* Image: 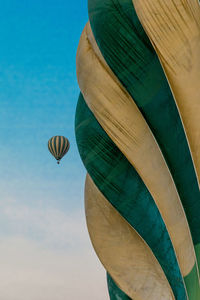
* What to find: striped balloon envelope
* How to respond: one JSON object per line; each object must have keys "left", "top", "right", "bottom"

{"left": 48, "top": 136, "right": 70, "bottom": 164}
{"left": 75, "top": 0, "right": 200, "bottom": 299}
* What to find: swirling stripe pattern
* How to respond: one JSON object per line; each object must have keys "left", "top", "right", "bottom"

{"left": 75, "top": 1, "right": 200, "bottom": 299}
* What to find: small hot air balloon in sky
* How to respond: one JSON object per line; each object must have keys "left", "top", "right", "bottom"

{"left": 48, "top": 136, "right": 70, "bottom": 164}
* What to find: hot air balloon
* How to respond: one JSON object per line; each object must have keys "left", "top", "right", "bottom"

{"left": 75, "top": 0, "right": 200, "bottom": 299}
{"left": 48, "top": 136, "right": 69, "bottom": 164}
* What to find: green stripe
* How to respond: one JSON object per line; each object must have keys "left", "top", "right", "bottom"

{"left": 107, "top": 273, "right": 131, "bottom": 300}
{"left": 59, "top": 137, "right": 64, "bottom": 159}
{"left": 58, "top": 136, "right": 61, "bottom": 158}
{"left": 88, "top": 0, "right": 200, "bottom": 276}
{"left": 60, "top": 137, "right": 68, "bottom": 158}
{"left": 56, "top": 136, "right": 60, "bottom": 157}
{"left": 49, "top": 138, "right": 56, "bottom": 157}
{"left": 54, "top": 136, "right": 58, "bottom": 158}
{"left": 49, "top": 136, "right": 59, "bottom": 159}
{"left": 75, "top": 93, "right": 186, "bottom": 300}
{"left": 184, "top": 265, "right": 200, "bottom": 300}
{"left": 195, "top": 244, "right": 200, "bottom": 276}
{"left": 64, "top": 137, "right": 69, "bottom": 154}
{"left": 59, "top": 136, "right": 64, "bottom": 159}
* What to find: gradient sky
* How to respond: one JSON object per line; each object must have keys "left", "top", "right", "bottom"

{"left": 0, "top": 1, "right": 108, "bottom": 299}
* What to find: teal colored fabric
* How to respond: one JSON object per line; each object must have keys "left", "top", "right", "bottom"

{"left": 88, "top": 0, "right": 200, "bottom": 247}
{"left": 107, "top": 273, "right": 131, "bottom": 300}
{"left": 75, "top": 93, "right": 187, "bottom": 300}
{"left": 184, "top": 265, "right": 200, "bottom": 300}
{"left": 76, "top": 0, "right": 200, "bottom": 297}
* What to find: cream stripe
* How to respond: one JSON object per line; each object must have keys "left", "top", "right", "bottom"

{"left": 56, "top": 136, "right": 59, "bottom": 156}
{"left": 51, "top": 137, "right": 57, "bottom": 157}
{"left": 63, "top": 139, "right": 69, "bottom": 156}
{"left": 132, "top": 0, "right": 200, "bottom": 187}
{"left": 85, "top": 174, "right": 175, "bottom": 300}
{"left": 59, "top": 136, "right": 64, "bottom": 157}
{"left": 76, "top": 22, "right": 196, "bottom": 277}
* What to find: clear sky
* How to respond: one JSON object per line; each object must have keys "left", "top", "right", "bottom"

{"left": 0, "top": 1, "right": 108, "bottom": 299}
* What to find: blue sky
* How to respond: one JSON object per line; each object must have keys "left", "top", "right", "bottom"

{"left": 0, "top": 1, "right": 108, "bottom": 299}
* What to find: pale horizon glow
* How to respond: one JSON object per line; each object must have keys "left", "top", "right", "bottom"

{"left": 0, "top": 197, "right": 109, "bottom": 299}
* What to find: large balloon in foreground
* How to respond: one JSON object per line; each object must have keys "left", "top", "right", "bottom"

{"left": 75, "top": 0, "right": 200, "bottom": 299}
{"left": 75, "top": 0, "right": 200, "bottom": 300}
{"left": 48, "top": 136, "right": 70, "bottom": 164}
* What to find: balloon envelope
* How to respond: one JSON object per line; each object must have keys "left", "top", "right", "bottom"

{"left": 48, "top": 136, "right": 70, "bottom": 163}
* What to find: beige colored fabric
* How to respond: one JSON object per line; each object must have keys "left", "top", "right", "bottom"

{"left": 132, "top": 0, "right": 200, "bottom": 187}
{"left": 76, "top": 23, "right": 196, "bottom": 277}
{"left": 85, "top": 174, "right": 175, "bottom": 300}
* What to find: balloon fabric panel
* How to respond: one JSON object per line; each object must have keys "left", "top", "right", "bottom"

{"left": 75, "top": 0, "right": 200, "bottom": 298}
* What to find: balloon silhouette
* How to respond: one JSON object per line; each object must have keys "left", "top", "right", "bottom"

{"left": 48, "top": 136, "right": 69, "bottom": 164}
